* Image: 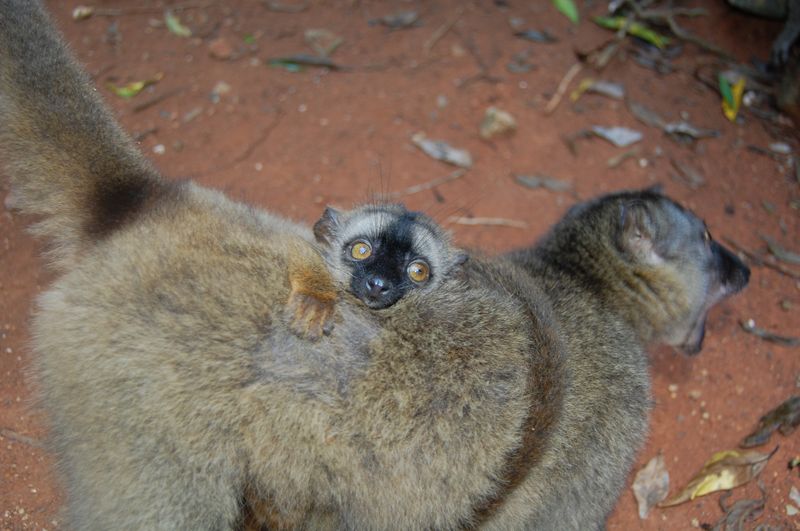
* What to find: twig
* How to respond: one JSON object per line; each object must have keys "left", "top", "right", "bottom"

{"left": 453, "top": 28, "right": 503, "bottom": 88}
{"left": 622, "top": 0, "right": 733, "bottom": 60}
{"left": 661, "top": 15, "right": 733, "bottom": 60}
{"left": 760, "top": 234, "right": 800, "bottom": 266}
{"left": 133, "top": 126, "right": 159, "bottom": 142}
{"left": 723, "top": 237, "right": 800, "bottom": 280}
{"left": 262, "top": 0, "right": 309, "bottom": 13}
{"left": 387, "top": 169, "right": 467, "bottom": 198}
{"left": 607, "top": 148, "right": 640, "bottom": 168}
{"left": 132, "top": 86, "right": 187, "bottom": 113}
{"left": 89, "top": 1, "right": 213, "bottom": 16}
{"left": 741, "top": 320, "right": 800, "bottom": 347}
{"left": 447, "top": 216, "right": 528, "bottom": 229}
{"left": 424, "top": 8, "right": 463, "bottom": 55}
{"left": 544, "top": 62, "right": 582, "bottom": 114}
{"left": 0, "top": 427, "right": 43, "bottom": 448}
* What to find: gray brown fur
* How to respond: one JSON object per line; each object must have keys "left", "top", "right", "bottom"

{"left": 0, "top": 2, "right": 748, "bottom": 530}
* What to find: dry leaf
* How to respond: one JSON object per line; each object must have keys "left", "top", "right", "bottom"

{"left": 790, "top": 486, "right": 800, "bottom": 506}
{"left": 741, "top": 396, "right": 800, "bottom": 448}
{"left": 479, "top": 107, "right": 516, "bottom": 139}
{"left": 659, "top": 448, "right": 775, "bottom": 507}
{"left": 72, "top": 5, "right": 94, "bottom": 20}
{"left": 411, "top": 133, "right": 472, "bottom": 168}
{"left": 632, "top": 454, "right": 670, "bottom": 519}
{"left": 515, "top": 174, "right": 572, "bottom": 192}
{"left": 304, "top": 29, "right": 343, "bottom": 58}
{"left": 372, "top": 11, "right": 419, "bottom": 29}
{"left": 591, "top": 126, "right": 643, "bottom": 148}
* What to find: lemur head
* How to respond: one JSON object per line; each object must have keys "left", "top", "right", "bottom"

{"left": 313, "top": 204, "right": 468, "bottom": 309}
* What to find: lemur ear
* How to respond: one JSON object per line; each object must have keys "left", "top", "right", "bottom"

{"left": 618, "top": 201, "right": 662, "bottom": 266}
{"left": 313, "top": 207, "right": 341, "bottom": 247}
{"left": 452, "top": 252, "right": 469, "bottom": 268}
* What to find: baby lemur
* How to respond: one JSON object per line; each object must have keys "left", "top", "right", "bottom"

{"left": 312, "top": 204, "right": 468, "bottom": 310}
{"left": 289, "top": 204, "right": 467, "bottom": 339}
{"left": 0, "top": 2, "right": 750, "bottom": 530}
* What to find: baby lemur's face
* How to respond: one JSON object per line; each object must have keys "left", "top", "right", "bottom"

{"left": 313, "top": 204, "right": 466, "bottom": 309}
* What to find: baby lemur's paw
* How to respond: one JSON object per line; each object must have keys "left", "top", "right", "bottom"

{"left": 286, "top": 254, "right": 338, "bottom": 341}
{"left": 287, "top": 290, "right": 336, "bottom": 340}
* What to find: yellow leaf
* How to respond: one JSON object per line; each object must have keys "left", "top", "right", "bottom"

{"left": 659, "top": 448, "right": 775, "bottom": 508}
{"left": 722, "top": 77, "right": 745, "bottom": 122}
{"left": 570, "top": 78, "right": 595, "bottom": 102}
{"left": 106, "top": 73, "right": 163, "bottom": 99}
{"left": 692, "top": 469, "right": 736, "bottom": 499}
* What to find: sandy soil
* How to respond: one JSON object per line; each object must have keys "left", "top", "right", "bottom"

{"left": 1, "top": 0, "right": 798, "bottom": 529}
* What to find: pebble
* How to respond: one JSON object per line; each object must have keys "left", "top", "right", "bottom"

{"left": 208, "top": 37, "right": 234, "bottom": 61}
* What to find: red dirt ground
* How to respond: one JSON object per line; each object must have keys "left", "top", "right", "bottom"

{"left": 1, "top": 0, "right": 798, "bottom": 529}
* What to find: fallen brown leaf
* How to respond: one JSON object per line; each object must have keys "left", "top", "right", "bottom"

{"left": 708, "top": 482, "right": 766, "bottom": 531}
{"left": 659, "top": 448, "right": 776, "bottom": 507}
{"left": 741, "top": 396, "right": 800, "bottom": 448}
{"left": 632, "top": 454, "right": 669, "bottom": 519}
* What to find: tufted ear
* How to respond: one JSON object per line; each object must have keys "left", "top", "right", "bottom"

{"left": 618, "top": 201, "right": 662, "bottom": 265}
{"left": 312, "top": 207, "right": 341, "bottom": 247}
{"left": 452, "top": 251, "right": 469, "bottom": 268}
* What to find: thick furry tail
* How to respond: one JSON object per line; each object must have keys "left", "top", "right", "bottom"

{"left": 0, "top": 0, "right": 173, "bottom": 268}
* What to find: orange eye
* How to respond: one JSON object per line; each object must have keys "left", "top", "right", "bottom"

{"left": 350, "top": 240, "right": 372, "bottom": 260}
{"left": 407, "top": 261, "right": 430, "bottom": 283}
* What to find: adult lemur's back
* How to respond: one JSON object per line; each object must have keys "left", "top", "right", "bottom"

{"left": 0, "top": 2, "right": 749, "bottom": 530}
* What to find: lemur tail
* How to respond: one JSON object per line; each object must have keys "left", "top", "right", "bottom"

{"left": 0, "top": 0, "right": 174, "bottom": 268}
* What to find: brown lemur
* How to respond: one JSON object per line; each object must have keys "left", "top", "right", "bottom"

{"left": 0, "top": 2, "right": 750, "bottom": 530}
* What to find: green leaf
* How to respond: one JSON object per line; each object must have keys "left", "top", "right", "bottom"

{"left": 592, "top": 16, "right": 670, "bottom": 49}
{"left": 243, "top": 34, "right": 256, "bottom": 45}
{"left": 553, "top": 0, "right": 579, "bottom": 24}
{"left": 165, "top": 11, "right": 191, "bottom": 38}
{"left": 105, "top": 73, "right": 163, "bottom": 99}
{"left": 719, "top": 75, "right": 734, "bottom": 107}
{"left": 719, "top": 74, "right": 745, "bottom": 122}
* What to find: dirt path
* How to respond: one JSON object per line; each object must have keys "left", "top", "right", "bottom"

{"left": 1, "top": 1, "right": 798, "bottom": 529}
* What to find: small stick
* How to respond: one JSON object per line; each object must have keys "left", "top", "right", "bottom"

{"left": 262, "top": 0, "right": 310, "bottom": 13}
{"left": 132, "top": 86, "right": 186, "bottom": 113}
{"left": 760, "top": 234, "right": 800, "bottom": 266}
{"left": 544, "top": 62, "right": 582, "bottom": 114}
{"left": 387, "top": 169, "right": 467, "bottom": 198}
{"left": 89, "top": 1, "right": 213, "bottom": 16}
{"left": 424, "top": 8, "right": 463, "bottom": 55}
{"left": 0, "top": 427, "right": 43, "bottom": 448}
{"left": 741, "top": 320, "right": 800, "bottom": 347}
{"left": 723, "top": 237, "right": 800, "bottom": 281}
{"left": 133, "top": 126, "right": 159, "bottom": 142}
{"left": 447, "top": 216, "right": 528, "bottom": 229}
